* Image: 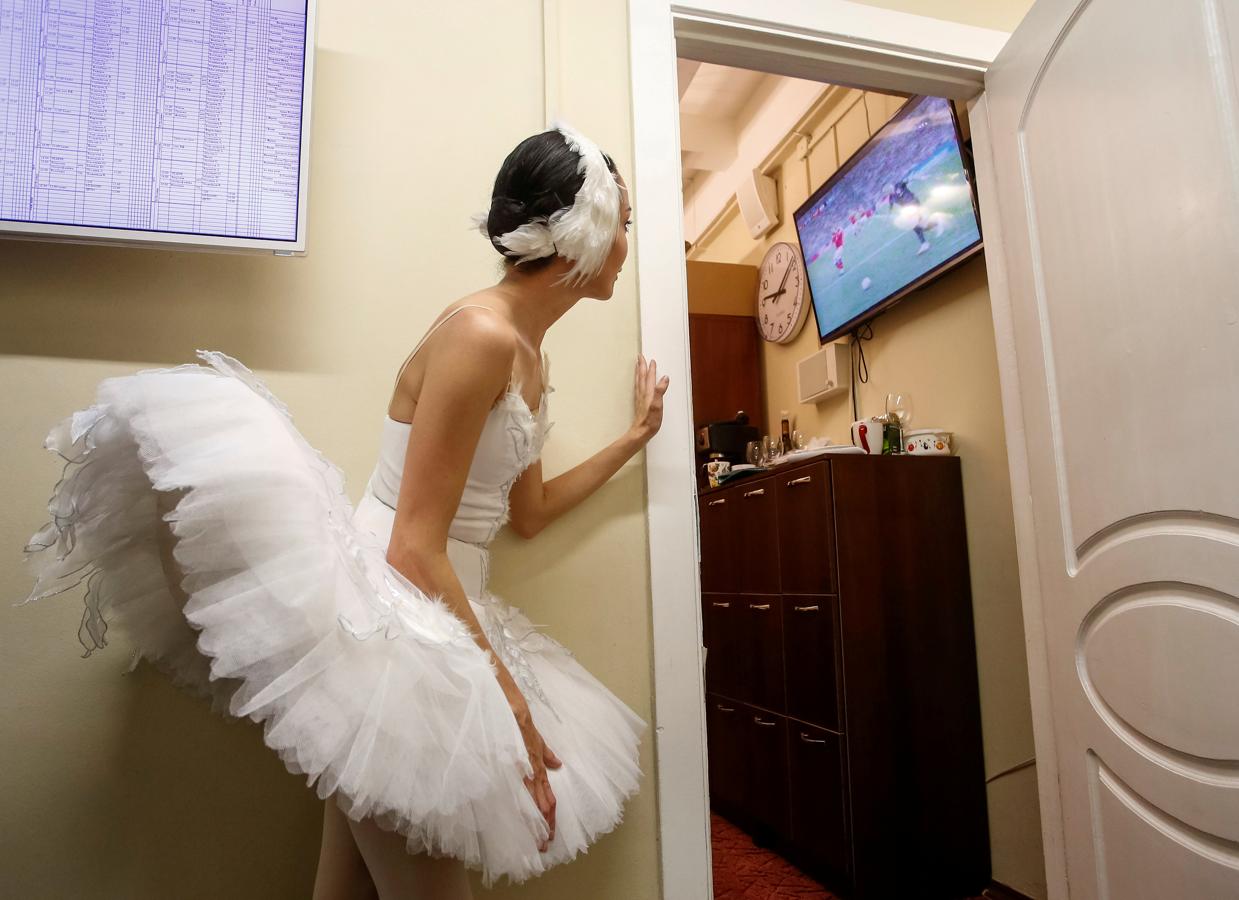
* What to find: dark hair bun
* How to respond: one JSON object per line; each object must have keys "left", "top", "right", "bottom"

{"left": 484, "top": 129, "right": 618, "bottom": 270}
{"left": 493, "top": 196, "right": 527, "bottom": 217}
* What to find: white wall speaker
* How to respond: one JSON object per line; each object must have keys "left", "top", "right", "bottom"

{"left": 736, "top": 169, "right": 779, "bottom": 239}
{"left": 797, "top": 340, "right": 850, "bottom": 404}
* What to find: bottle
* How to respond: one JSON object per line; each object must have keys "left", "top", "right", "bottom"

{"left": 780, "top": 410, "right": 792, "bottom": 454}
{"left": 881, "top": 414, "right": 901, "bottom": 455}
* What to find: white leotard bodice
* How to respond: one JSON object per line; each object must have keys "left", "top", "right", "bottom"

{"left": 363, "top": 305, "right": 554, "bottom": 547}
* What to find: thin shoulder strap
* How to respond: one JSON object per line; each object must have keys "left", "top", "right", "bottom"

{"left": 390, "top": 303, "right": 499, "bottom": 392}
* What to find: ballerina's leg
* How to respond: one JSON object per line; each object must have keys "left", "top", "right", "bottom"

{"left": 153, "top": 492, "right": 381, "bottom": 897}
{"left": 312, "top": 797, "right": 379, "bottom": 900}
{"left": 346, "top": 814, "right": 474, "bottom": 900}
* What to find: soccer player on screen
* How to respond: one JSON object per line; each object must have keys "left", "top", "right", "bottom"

{"left": 887, "top": 180, "right": 931, "bottom": 255}
{"left": 831, "top": 226, "right": 845, "bottom": 274}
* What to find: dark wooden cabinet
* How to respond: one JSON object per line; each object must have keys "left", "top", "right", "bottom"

{"left": 775, "top": 462, "right": 835, "bottom": 594}
{"left": 789, "top": 722, "right": 849, "bottom": 880}
{"left": 742, "top": 596, "right": 784, "bottom": 711}
{"left": 745, "top": 707, "right": 790, "bottom": 837}
{"left": 783, "top": 594, "right": 840, "bottom": 730}
{"left": 698, "top": 455, "right": 990, "bottom": 898}
{"left": 734, "top": 482, "right": 780, "bottom": 594}
{"left": 705, "top": 694, "right": 747, "bottom": 813}
{"left": 699, "top": 494, "right": 738, "bottom": 593}
{"left": 702, "top": 595, "right": 743, "bottom": 699}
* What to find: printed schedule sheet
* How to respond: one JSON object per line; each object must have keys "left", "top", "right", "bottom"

{"left": 0, "top": 0, "right": 307, "bottom": 241}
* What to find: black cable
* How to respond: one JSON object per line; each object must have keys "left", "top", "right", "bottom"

{"left": 850, "top": 322, "right": 874, "bottom": 422}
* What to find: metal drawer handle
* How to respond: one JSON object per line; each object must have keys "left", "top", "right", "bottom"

{"left": 743, "top": 488, "right": 766, "bottom": 497}
{"left": 716, "top": 704, "right": 735, "bottom": 713}
{"left": 707, "top": 498, "right": 727, "bottom": 506}
{"left": 788, "top": 476, "right": 812, "bottom": 486}
{"left": 749, "top": 603, "right": 771, "bottom": 610}
{"left": 712, "top": 601, "right": 731, "bottom": 608}
{"left": 753, "top": 716, "right": 776, "bottom": 727}
{"left": 799, "top": 731, "right": 827, "bottom": 744}
{"left": 793, "top": 604, "right": 820, "bottom": 612}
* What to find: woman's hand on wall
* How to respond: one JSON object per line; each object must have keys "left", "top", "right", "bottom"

{"left": 631, "top": 353, "right": 670, "bottom": 443}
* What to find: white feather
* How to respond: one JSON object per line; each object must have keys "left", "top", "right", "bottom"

{"left": 545, "top": 119, "right": 620, "bottom": 288}
{"left": 472, "top": 120, "right": 620, "bottom": 286}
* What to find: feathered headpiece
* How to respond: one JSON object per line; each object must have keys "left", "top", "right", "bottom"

{"left": 470, "top": 120, "right": 621, "bottom": 289}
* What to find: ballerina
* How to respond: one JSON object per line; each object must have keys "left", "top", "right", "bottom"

{"left": 19, "top": 120, "right": 669, "bottom": 899}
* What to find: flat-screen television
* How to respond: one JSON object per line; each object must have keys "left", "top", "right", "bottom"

{"left": 793, "top": 95, "right": 982, "bottom": 343}
{"left": 0, "top": 0, "right": 317, "bottom": 254}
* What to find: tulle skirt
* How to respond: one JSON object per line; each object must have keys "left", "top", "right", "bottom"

{"left": 18, "top": 350, "right": 645, "bottom": 886}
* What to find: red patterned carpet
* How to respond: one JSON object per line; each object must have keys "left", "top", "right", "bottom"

{"left": 710, "top": 813, "right": 989, "bottom": 899}
{"left": 710, "top": 813, "right": 837, "bottom": 898}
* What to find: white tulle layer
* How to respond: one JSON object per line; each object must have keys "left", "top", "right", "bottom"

{"left": 19, "top": 351, "right": 644, "bottom": 886}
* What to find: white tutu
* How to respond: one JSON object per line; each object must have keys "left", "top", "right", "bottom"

{"left": 18, "top": 350, "right": 645, "bottom": 886}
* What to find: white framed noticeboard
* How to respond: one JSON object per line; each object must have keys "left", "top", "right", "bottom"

{"left": 0, "top": 0, "right": 318, "bottom": 255}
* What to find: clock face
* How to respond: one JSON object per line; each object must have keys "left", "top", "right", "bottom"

{"left": 756, "top": 241, "right": 809, "bottom": 344}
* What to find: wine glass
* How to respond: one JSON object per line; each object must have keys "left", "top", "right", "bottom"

{"left": 885, "top": 392, "right": 913, "bottom": 427}
{"left": 745, "top": 440, "right": 763, "bottom": 467}
{"left": 792, "top": 429, "right": 806, "bottom": 450}
{"left": 762, "top": 434, "right": 779, "bottom": 464}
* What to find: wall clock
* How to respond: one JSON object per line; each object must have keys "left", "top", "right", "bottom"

{"left": 756, "top": 241, "right": 809, "bottom": 344}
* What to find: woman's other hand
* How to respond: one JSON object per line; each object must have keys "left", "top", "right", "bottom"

{"left": 631, "top": 353, "right": 670, "bottom": 442}
{"left": 507, "top": 689, "right": 562, "bottom": 851}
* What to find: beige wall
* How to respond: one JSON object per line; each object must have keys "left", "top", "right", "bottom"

{"left": 0, "top": 2, "right": 658, "bottom": 899}
{"left": 851, "top": 0, "right": 1031, "bottom": 32}
{"left": 688, "top": 86, "right": 1047, "bottom": 899}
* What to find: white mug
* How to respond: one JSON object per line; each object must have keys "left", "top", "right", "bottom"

{"left": 850, "top": 418, "right": 884, "bottom": 455}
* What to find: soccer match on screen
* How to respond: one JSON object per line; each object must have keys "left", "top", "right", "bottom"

{"left": 795, "top": 95, "right": 982, "bottom": 341}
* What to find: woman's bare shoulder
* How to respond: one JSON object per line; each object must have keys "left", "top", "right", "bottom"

{"left": 389, "top": 295, "right": 517, "bottom": 420}
{"left": 432, "top": 295, "right": 516, "bottom": 351}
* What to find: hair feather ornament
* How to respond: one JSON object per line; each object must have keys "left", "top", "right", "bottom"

{"left": 469, "top": 120, "right": 621, "bottom": 289}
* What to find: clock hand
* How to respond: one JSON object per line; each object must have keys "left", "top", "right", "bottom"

{"left": 776, "top": 260, "right": 792, "bottom": 295}
{"left": 761, "top": 259, "right": 796, "bottom": 303}
{"left": 767, "top": 263, "right": 794, "bottom": 303}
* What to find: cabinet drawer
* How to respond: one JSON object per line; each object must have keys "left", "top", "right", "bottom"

{"left": 741, "top": 596, "right": 785, "bottom": 712}
{"left": 702, "top": 595, "right": 744, "bottom": 699}
{"left": 745, "top": 707, "right": 790, "bottom": 837}
{"left": 789, "top": 722, "right": 850, "bottom": 880}
{"left": 776, "top": 462, "right": 835, "bottom": 594}
{"left": 734, "top": 478, "right": 780, "bottom": 594}
{"left": 698, "top": 488, "right": 739, "bottom": 593}
{"left": 705, "top": 694, "right": 746, "bottom": 814}
{"left": 783, "top": 596, "right": 840, "bottom": 730}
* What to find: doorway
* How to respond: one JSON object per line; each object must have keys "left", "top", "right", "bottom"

{"left": 626, "top": 4, "right": 1049, "bottom": 899}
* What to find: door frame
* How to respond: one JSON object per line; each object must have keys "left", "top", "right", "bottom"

{"left": 626, "top": 3, "right": 1063, "bottom": 897}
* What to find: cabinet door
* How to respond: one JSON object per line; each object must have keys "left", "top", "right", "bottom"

{"left": 735, "top": 478, "right": 780, "bottom": 594}
{"left": 698, "top": 487, "right": 738, "bottom": 593}
{"left": 745, "top": 708, "right": 790, "bottom": 838}
{"left": 789, "top": 723, "right": 850, "bottom": 879}
{"left": 687, "top": 312, "right": 763, "bottom": 430}
{"left": 702, "top": 595, "right": 744, "bottom": 700}
{"left": 783, "top": 595, "right": 840, "bottom": 730}
{"left": 776, "top": 462, "right": 835, "bottom": 594}
{"left": 742, "top": 596, "right": 785, "bottom": 713}
{"left": 705, "top": 693, "right": 746, "bottom": 814}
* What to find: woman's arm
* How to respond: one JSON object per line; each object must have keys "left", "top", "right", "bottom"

{"left": 508, "top": 353, "right": 669, "bottom": 539}
{"left": 385, "top": 310, "right": 521, "bottom": 683}
{"left": 382, "top": 306, "right": 560, "bottom": 848}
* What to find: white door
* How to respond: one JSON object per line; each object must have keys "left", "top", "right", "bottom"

{"left": 974, "top": 0, "right": 1239, "bottom": 897}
